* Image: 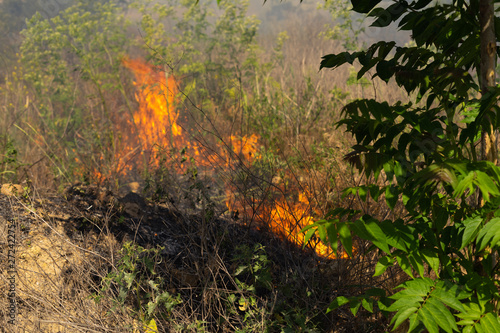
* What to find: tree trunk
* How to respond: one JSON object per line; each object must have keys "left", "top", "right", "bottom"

{"left": 479, "top": 0, "right": 497, "bottom": 164}
{"left": 479, "top": 0, "right": 497, "bottom": 275}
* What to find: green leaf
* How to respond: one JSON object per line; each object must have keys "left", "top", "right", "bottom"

{"left": 426, "top": 297, "right": 458, "bottom": 333}
{"left": 475, "top": 171, "right": 500, "bottom": 201}
{"left": 421, "top": 249, "right": 440, "bottom": 278}
{"left": 419, "top": 297, "right": 456, "bottom": 333}
{"left": 460, "top": 216, "right": 483, "bottom": 250}
{"left": 431, "top": 283, "right": 468, "bottom": 313}
{"left": 479, "top": 313, "right": 500, "bottom": 333}
{"left": 123, "top": 272, "right": 136, "bottom": 289}
{"left": 390, "top": 279, "right": 468, "bottom": 333}
{"left": 365, "top": 287, "right": 386, "bottom": 297}
{"left": 462, "top": 326, "right": 473, "bottom": 333}
{"left": 234, "top": 265, "right": 247, "bottom": 276}
{"left": 392, "top": 306, "right": 419, "bottom": 330}
{"left": 327, "top": 296, "right": 350, "bottom": 313}
{"left": 385, "top": 185, "right": 399, "bottom": 209}
{"left": 413, "top": 0, "right": 432, "bottom": 10}
{"left": 325, "top": 222, "right": 339, "bottom": 254}
{"left": 408, "top": 312, "right": 420, "bottom": 332}
{"left": 408, "top": 252, "right": 425, "bottom": 277}
{"left": 376, "top": 59, "right": 396, "bottom": 81}
{"left": 357, "top": 186, "right": 368, "bottom": 201}
{"left": 317, "top": 224, "right": 327, "bottom": 243}
{"left": 396, "top": 253, "right": 414, "bottom": 278}
{"left": 432, "top": 203, "right": 449, "bottom": 231}
{"left": 391, "top": 278, "right": 433, "bottom": 300}
{"left": 369, "top": 185, "right": 383, "bottom": 201}
{"left": 351, "top": 0, "right": 383, "bottom": 13}
{"left": 320, "top": 52, "right": 360, "bottom": 69}
{"left": 454, "top": 172, "right": 475, "bottom": 198}
{"left": 349, "top": 298, "right": 362, "bottom": 316}
{"left": 476, "top": 217, "right": 500, "bottom": 251}
{"left": 338, "top": 222, "right": 353, "bottom": 257}
{"left": 369, "top": 8, "right": 392, "bottom": 28}
{"left": 381, "top": 219, "right": 412, "bottom": 251}
{"left": 374, "top": 255, "right": 393, "bottom": 276}
{"left": 351, "top": 218, "right": 373, "bottom": 241}
{"left": 147, "top": 301, "right": 157, "bottom": 317}
{"left": 378, "top": 297, "right": 392, "bottom": 312}
{"left": 303, "top": 227, "right": 317, "bottom": 246}
{"left": 361, "top": 298, "right": 374, "bottom": 312}
{"left": 365, "top": 219, "right": 391, "bottom": 253}
{"left": 387, "top": 295, "right": 422, "bottom": 312}
{"left": 351, "top": 215, "right": 390, "bottom": 253}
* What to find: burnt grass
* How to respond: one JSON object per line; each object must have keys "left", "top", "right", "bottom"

{"left": 0, "top": 184, "right": 391, "bottom": 332}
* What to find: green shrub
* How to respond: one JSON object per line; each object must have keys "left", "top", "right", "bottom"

{"left": 304, "top": 0, "right": 500, "bottom": 331}
{"left": 94, "top": 242, "right": 182, "bottom": 328}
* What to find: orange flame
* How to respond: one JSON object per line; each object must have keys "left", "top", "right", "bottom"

{"left": 263, "top": 192, "right": 350, "bottom": 259}
{"left": 122, "top": 58, "right": 183, "bottom": 165}
{"left": 120, "top": 58, "right": 259, "bottom": 172}
{"left": 226, "top": 183, "right": 350, "bottom": 259}
{"left": 79, "top": 57, "right": 349, "bottom": 260}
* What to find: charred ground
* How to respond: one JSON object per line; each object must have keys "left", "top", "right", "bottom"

{"left": 0, "top": 184, "right": 390, "bottom": 332}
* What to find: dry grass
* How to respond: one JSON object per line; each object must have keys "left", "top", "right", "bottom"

{"left": 0, "top": 5, "right": 415, "bottom": 332}
{"left": 0, "top": 166, "right": 403, "bottom": 332}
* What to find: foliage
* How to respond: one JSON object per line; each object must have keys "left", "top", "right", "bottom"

{"left": 233, "top": 243, "right": 273, "bottom": 292}
{"left": 13, "top": 0, "right": 268, "bottom": 186}
{"left": 303, "top": 0, "right": 500, "bottom": 331}
{"left": 94, "top": 242, "right": 182, "bottom": 328}
{"left": 225, "top": 243, "right": 271, "bottom": 332}
{"left": 318, "top": 0, "right": 363, "bottom": 51}
{"left": 21, "top": 0, "right": 128, "bottom": 129}
{"left": 0, "top": 0, "right": 40, "bottom": 66}
{"left": 0, "top": 136, "right": 21, "bottom": 184}
{"left": 229, "top": 243, "right": 321, "bottom": 332}
{"left": 18, "top": 0, "right": 131, "bottom": 185}
{"left": 11, "top": 0, "right": 356, "bottom": 190}
{"left": 132, "top": 0, "right": 260, "bottom": 109}
{"left": 0, "top": 0, "right": 408, "bottom": 331}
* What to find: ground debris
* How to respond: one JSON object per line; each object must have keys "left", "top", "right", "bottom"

{"left": 0, "top": 184, "right": 384, "bottom": 332}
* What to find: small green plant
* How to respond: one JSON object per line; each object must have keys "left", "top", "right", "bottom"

{"left": 142, "top": 145, "right": 177, "bottom": 203}
{"left": 229, "top": 243, "right": 322, "bottom": 332}
{"left": 174, "top": 320, "right": 208, "bottom": 332}
{"left": 233, "top": 243, "right": 272, "bottom": 292}
{"left": 226, "top": 244, "right": 273, "bottom": 332}
{"left": 94, "top": 242, "right": 181, "bottom": 329}
{"left": 0, "top": 135, "right": 20, "bottom": 183}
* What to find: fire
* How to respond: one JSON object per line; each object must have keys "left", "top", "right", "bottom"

{"left": 227, "top": 182, "right": 350, "bottom": 259}
{"left": 122, "top": 57, "right": 183, "bottom": 167}
{"left": 120, "top": 58, "right": 258, "bottom": 173}
{"left": 227, "top": 134, "right": 260, "bottom": 164}
{"left": 123, "top": 58, "right": 181, "bottom": 140}
{"left": 263, "top": 192, "right": 351, "bottom": 259}
{"left": 81, "top": 57, "right": 349, "bottom": 260}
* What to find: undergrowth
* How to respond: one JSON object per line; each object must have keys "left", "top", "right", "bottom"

{"left": 0, "top": 0, "right": 408, "bottom": 332}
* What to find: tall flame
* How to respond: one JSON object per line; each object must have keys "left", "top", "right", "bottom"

{"left": 122, "top": 58, "right": 182, "bottom": 165}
